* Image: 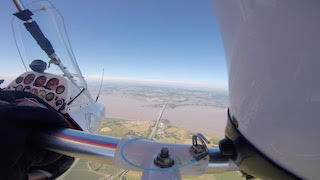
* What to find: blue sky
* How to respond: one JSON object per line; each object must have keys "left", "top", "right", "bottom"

{"left": 0, "top": 0, "right": 227, "bottom": 87}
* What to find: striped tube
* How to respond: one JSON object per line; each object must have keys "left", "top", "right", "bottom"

{"left": 35, "top": 128, "right": 238, "bottom": 175}
{"left": 36, "top": 128, "right": 120, "bottom": 165}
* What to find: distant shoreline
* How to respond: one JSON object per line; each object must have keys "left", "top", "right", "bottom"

{"left": 102, "top": 95, "right": 227, "bottom": 138}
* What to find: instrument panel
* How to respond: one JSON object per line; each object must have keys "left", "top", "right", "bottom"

{"left": 7, "top": 72, "right": 68, "bottom": 113}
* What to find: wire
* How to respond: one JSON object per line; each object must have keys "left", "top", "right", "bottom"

{"left": 96, "top": 68, "right": 104, "bottom": 102}
{"left": 120, "top": 137, "right": 197, "bottom": 171}
{"left": 11, "top": 16, "right": 28, "bottom": 72}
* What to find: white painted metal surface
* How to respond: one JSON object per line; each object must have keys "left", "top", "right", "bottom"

{"left": 211, "top": 0, "right": 320, "bottom": 179}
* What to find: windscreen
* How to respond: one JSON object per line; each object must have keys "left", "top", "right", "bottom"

{"left": 12, "top": 0, "right": 92, "bottom": 103}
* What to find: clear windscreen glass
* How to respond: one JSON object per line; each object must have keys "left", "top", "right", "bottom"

{"left": 12, "top": 0, "right": 93, "bottom": 104}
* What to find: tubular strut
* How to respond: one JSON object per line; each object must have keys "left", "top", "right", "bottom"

{"left": 34, "top": 128, "right": 239, "bottom": 177}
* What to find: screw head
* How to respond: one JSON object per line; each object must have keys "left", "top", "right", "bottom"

{"left": 160, "top": 147, "right": 169, "bottom": 158}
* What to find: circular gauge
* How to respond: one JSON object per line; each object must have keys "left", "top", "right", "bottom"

{"left": 23, "top": 86, "right": 31, "bottom": 92}
{"left": 24, "top": 74, "right": 35, "bottom": 84}
{"left": 31, "top": 88, "right": 38, "bottom": 95}
{"left": 46, "top": 78, "right": 59, "bottom": 90}
{"left": 34, "top": 76, "right": 47, "bottom": 87}
{"left": 15, "top": 85, "right": 23, "bottom": 91}
{"left": 45, "top": 92, "right": 55, "bottom": 101}
{"left": 55, "top": 98, "right": 64, "bottom": 107}
{"left": 56, "top": 85, "right": 65, "bottom": 94}
{"left": 38, "top": 90, "right": 46, "bottom": 99}
{"left": 16, "top": 76, "right": 23, "bottom": 84}
{"left": 55, "top": 99, "right": 65, "bottom": 111}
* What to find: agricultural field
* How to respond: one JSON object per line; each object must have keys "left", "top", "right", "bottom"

{"left": 90, "top": 83, "right": 229, "bottom": 109}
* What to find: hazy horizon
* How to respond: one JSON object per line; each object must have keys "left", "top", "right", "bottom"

{"left": 1, "top": 73, "right": 228, "bottom": 91}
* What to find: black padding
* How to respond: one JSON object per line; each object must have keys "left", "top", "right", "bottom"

{"left": 224, "top": 110, "right": 299, "bottom": 180}
{"left": 0, "top": 90, "right": 74, "bottom": 180}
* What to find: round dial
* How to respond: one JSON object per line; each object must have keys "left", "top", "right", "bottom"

{"left": 16, "top": 77, "right": 23, "bottom": 84}
{"left": 56, "top": 85, "right": 65, "bottom": 94}
{"left": 38, "top": 90, "right": 46, "bottom": 99}
{"left": 45, "top": 92, "right": 55, "bottom": 101}
{"left": 34, "top": 76, "right": 47, "bottom": 87}
{"left": 15, "top": 85, "right": 23, "bottom": 91}
{"left": 24, "top": 74, "right": 35, "bottom": 84}
{"left": 46, "top": 78, "right": 59, "bottom": 90}
{"left": 31, "top": 88, "right": 38, "bottom": 95}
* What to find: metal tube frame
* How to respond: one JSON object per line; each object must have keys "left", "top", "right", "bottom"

{"left": 12, "top": 0, "right": 25, "bottom": 11}
{"left": 36, "top": 128, "right": 239, "bottom": 176}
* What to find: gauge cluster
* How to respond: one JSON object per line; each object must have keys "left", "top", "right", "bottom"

{"left": 7, "top": 72, "right": 68, "bottom": 113}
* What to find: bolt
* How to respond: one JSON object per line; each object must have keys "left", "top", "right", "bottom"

{"left": 160, "top": 147, "right": 169, "bottom": 158}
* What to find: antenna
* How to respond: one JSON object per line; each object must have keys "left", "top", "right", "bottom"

{"left": 96, "top": 68, "right": 104, "bottom": 102}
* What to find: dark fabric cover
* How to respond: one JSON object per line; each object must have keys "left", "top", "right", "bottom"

{"left": 24, "top": 21, "right": 55, "bottom": 56}
{"left": 0, "top": 90, "right": 74, "bottom": 180}
{"left": 13, "top": 9, "right": 34, "bottom": 21}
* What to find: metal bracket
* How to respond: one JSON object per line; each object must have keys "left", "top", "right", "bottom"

{"left": 190, "top": 133, "right": 210, "bottom": 161}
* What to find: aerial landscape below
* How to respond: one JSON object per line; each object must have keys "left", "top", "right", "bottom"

{"left": 89, "top": 81, "right": 229, "bottom": 138}
{"left": 63, "top": 80, "right": 244, "bottom": 180}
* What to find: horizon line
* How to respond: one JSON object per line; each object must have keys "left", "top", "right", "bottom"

{"left": 0, "top": 73, "right": 228, "bottom": 90}
{"left": 85, "top": 75, "right": 228, "bottom": 89}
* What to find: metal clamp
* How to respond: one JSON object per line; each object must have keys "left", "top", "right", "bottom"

{"left": 190, "top": 133, "right": 210, "bottom": 161}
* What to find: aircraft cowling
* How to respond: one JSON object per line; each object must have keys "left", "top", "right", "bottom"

{"left": 212, "top": 0, "right": 320, "bottom": 179}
